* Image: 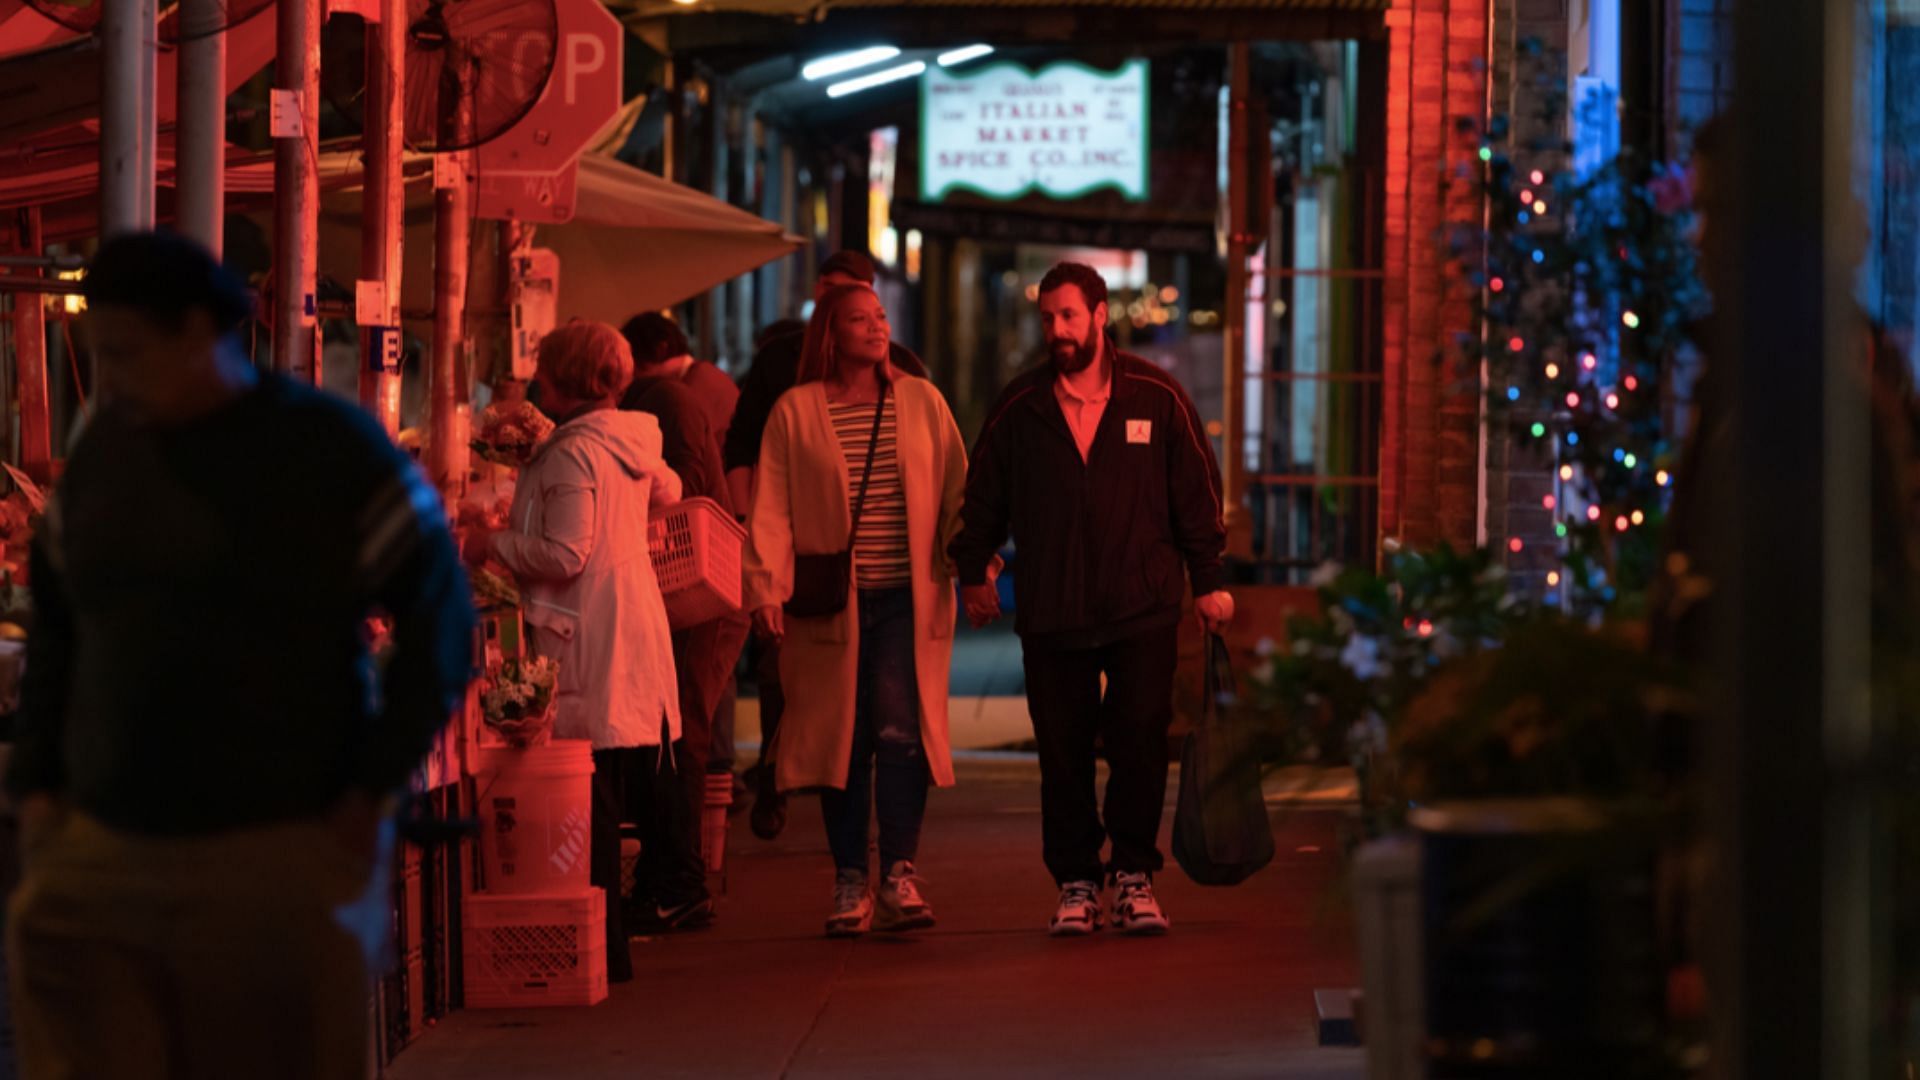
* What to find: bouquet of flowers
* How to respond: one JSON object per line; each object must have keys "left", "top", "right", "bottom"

{"left": 481, "top": 655, "right": 559, "bottom": 747}
{"left": 470, "top": 400, "right": 554, "bottom": 469}
{"left": 470, "top": 565, "right": 520, "bottom": 610}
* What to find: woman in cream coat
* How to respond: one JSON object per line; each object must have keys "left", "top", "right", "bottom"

{"left": 746, "top": 285, "right": 968, "bottom": 938}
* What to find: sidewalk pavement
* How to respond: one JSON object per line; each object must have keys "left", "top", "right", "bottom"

{"left": 389, "top": 758, "right": 1365, "bottom": 1080}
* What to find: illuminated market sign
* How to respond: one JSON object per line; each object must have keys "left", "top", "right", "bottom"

{"left": 920, "top": 59, "right": 1149, "bottom": 204}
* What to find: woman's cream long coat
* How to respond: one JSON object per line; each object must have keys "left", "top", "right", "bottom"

{"left": 744, "top": 374, "right": 968, "bottom": 792}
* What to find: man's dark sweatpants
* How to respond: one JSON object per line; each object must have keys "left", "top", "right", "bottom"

{"left": 1020, "top": 622, "right": 1180, "bottom": 886}
{"left": 669, "top": 614, "right": 749, "bottom": 831}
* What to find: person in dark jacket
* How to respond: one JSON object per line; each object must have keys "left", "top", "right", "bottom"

{"left": 949, "top": 261, "right": 1234, "bottom": 938}
{"left": 723, "top": 251, "right": 926, "bottom": 842}
{"left": 618, "top": 311, "right": 750, "bottom": 931}
{"left": 4, "top": 231, "right": 474, "bottom": 1078}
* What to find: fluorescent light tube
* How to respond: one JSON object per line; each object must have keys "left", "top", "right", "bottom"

{"left": 826, "top": 60, "right": 927, "bottom": 98}
{"left": 937, "top": 45, "right": 994, "bottom": 67}
{"left": 802, "top": 46, "right": 902, "bottom": 81}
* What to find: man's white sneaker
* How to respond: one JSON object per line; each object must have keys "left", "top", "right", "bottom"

{"left": 1048, "top": 880, "right": 1103, "bottom": 936}
{"left": 873, "top": 860, "right": 936, "bottom": 932}
{"left": 1111, "top": 872, "right": 1170, "bottom": 935}
{"left": 825, "top": 869, "right": 873, "bottom": 938}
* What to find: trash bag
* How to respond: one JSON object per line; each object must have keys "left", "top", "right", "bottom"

{"left": 1172, "top": 634, "right": 1274, "bottom": 886}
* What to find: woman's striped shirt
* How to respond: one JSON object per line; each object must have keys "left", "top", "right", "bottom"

{"left": 828, "top": 396, "right": 911, "bottom": 589}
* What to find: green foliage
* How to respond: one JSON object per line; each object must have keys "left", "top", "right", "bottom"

{"left": 1392, "top": 618, "right": 1685, "bottom": 807}
{"left": 1246, "top": 546, "right": 1533, "bottom": 833}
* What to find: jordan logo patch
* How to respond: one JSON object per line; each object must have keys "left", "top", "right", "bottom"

{"left": 1126, "top": 419, "right": 1153, "bottom": 444}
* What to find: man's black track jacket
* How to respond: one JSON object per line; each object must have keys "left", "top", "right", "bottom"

{"left": 948, "top": 348, "right": 1228, "bottom": 650}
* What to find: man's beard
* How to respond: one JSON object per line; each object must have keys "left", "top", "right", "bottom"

{"left": 1050, "top": 327, "right": 1099, "bottom": 375}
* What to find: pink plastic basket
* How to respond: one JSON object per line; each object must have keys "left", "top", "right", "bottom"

{"left": 649, "top": 497, "right": 745, "bottom": 628}
{"left": 462, "top": 890, "right": 608, "bottom": 1009}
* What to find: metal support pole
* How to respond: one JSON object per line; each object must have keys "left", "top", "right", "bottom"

{"left": 271, "top": 0, "right": 319, "bottom": 380}
{"left": 1221, "top": 41, "right": 1254, "bottom": 558}
{"left": 101, "top": 0, "right": 157, "bottom": 237}
{"left": 359, "top": 0, "right": 405, "bottom": 435}
{"left": 426, "top": 68, "right": 474, "bottom": 495}
{"left": 705, "top": 84, "right": 730, "bottom": 364}
{"left": 177, "top": 0, "right": 226, "bottom": 255}
{"left": 1704, "top": 0, "right": 1873, "bottom": 1076}
{"left": 12, "top": 209, "right": 50, "bottom": 483}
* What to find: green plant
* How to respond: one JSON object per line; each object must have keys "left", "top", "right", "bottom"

{"left": 1392, "top": 617, "right": 1687, "bottom": 808}
{"left": 1247, "top": 545, "right": 1532, "bottom": 833}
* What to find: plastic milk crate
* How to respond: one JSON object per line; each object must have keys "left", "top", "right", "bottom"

{"left": 462, "top": 890, "right": 608, "bottom": 1009}
{"left": 649, "top": 497, "right": 745, "bottom": 628}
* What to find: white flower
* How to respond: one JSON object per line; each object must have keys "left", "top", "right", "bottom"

{"left": 1328, "top": 605, "right": 1356, "bottom": 637}
{"left": 1348, "top": 710, "right": 1389, "bottom": 756}
{"left": 1293, "top": 638, "right": 1315, "bottom": 657}
{"left": 1340, "top": 634, "right": 1385, "bottom": 681}
{"left": 1308, "top": 561, "right": 1343, "bottom": 588}
{"left": 1255, "top": 636, "right": 1278, "bottom": 658}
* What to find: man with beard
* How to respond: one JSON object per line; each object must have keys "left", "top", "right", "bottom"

{"left": 949, "top": 261, "right": 1234, "bottom": 937}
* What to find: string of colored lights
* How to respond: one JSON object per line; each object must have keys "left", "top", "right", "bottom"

{"left": 1469, "top": 101, "right": 1707, "bottom": 614}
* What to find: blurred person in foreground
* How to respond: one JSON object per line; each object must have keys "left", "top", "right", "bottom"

{"left": 724, "top": 251, "right": 926, "bottom": 841}
{"left": 4, "top": 231, "right": 474, "bottom": 1078}
{"left": 949, "top": 262, "right": 1233, "bottom": 937}
{"left": 618, "top": 312, "right": 750, "bottom": 931}
{"left": 1647, "top": 116, "right": 1920, "bottom": 1055}
{"left": 465, "top": 321, "right": 688, "bottom": 981}
{"left": 743, "top": 284, "right": 967, "bottom": 936}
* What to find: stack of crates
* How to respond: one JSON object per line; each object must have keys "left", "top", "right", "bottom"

{"left": 462, "top": 890, "right": 608, "bottom": 1008}
{"left": 375, "top": 784, "right": 472, "bottom": 1066}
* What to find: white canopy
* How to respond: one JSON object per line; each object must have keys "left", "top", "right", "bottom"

{"left": 308, "top": 152, "right": 804, "bottom": 331}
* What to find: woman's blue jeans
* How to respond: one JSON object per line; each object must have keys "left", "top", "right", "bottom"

{"left": 820, "top": 587, "right": 930, "bottom": 876}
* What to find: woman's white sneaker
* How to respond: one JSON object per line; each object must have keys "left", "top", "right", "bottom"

{"left": 1111, "top": 872, "right": 1170, "bottom": 935}
{"left": 1048, "top": 880, "right": 1104, "bottom": 936}
{"left": 826, "top": 870, "right": 873, "bottom": 938}
{"left": 873, "top": 860, "right": 936, "bottom": 932}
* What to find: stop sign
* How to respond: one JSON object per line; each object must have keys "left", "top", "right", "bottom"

{"left": 478, "top": 0, "right": 624, "bottom": 176}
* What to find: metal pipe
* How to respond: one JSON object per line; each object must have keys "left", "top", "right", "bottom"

{"left": 177, "top": 0, "right": 226, "bottom": 255}
{"left": 359, "top": 0, "right": 405, "bottom": 434}
{"left": 0, "top": 280, "right": 89, "bottom": 296}
{"left": 0, "top": 255, "right": 86, "bottom": 272}
{"left": 12, "top": 209, "right": 51, "bottom": 483}
{"left": 1221, "top": 40, "right": 1252, "bottom": 557}
{"left": 426, "top": 67, "right": 474, "bottom": 494}
{"left": 271, "top": 0, "right": 319, "bottom": 380}
{"left": 101, "top": 0, "right": 158, "bottom": 237}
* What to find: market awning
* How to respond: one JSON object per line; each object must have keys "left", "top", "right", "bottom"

{"left": 309, "top": 152, "right": 804, "bottom": 331}
{"left": 625, "top": 0, "right": 1387, "bottom": 12}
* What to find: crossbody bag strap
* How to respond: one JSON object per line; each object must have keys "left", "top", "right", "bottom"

{"left": 847, "top": 384, "right": 889, "bottom": 539}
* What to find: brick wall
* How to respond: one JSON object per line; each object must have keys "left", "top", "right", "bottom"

{"left": 1381, "top": 0, "right": 1490, "bottom": 555}
{"left": 1481, "top": 0, "right": 1569, "bottom": 590}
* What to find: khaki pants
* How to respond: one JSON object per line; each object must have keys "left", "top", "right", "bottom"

{"left": 6, "top": 812, "right": 382, "bottom": 1080}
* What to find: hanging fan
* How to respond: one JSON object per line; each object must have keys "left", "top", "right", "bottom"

{"left": 22, "top": 0, "right": 105, "bottom": 35}
{"left": 322, "top": 0, "right": 558, "bottom": 154}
